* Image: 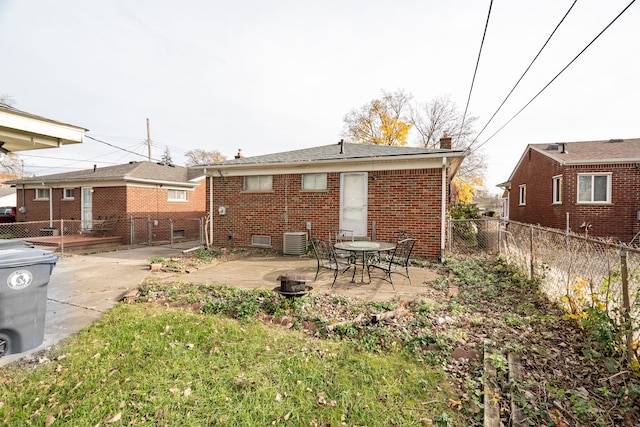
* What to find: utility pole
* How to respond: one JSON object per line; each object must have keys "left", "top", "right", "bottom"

{"left": 146, "top": 118, "right": 151, "bottom": 161}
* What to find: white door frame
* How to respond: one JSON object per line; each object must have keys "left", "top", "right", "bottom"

{"left": 339, "top": 172, "right": 368, "bottom": 238}
{"left": 81, "top": 187, "right": 93, "bottom": 230}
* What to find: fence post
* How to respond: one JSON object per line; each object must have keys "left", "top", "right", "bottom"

{"left": 529, "top": 225, "right": 534, "bottom": 279}
{"left": 620, "top": 247, "right": 633, "bottom": 365}
{"left": 169, "top": 219, "right": 174, "bottom": 248}
{"left": 60, "top": 219, "right": 64, "bottom": 255}
{"left": 147, "top": 216, "right": 152, "bottom": 246}
{"left": 130, "top": 215, "right": 134, "bottom": 245}
{"left": 447, "top": 218, "right": 452, "bottom": 254}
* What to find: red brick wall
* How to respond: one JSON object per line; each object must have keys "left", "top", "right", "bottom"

{"left": 509, "top": 148, "right": 640, "bottom": 242}
{"left": 509, "top": 148, "right": 565, "bottom": 229}
{"left": 208, "top": 169, "right": 447, "bottom": 260}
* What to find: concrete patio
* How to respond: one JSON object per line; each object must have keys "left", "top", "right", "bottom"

{"left": 152, "top": 254, "right": 443, "bottom": 302}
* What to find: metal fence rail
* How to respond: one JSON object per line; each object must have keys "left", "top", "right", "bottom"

{"left": 448, "top": 217, "right": 639, "bottom": 363}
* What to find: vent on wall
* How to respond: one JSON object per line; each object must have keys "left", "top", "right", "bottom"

{"left": 251, "top": 235, "right": 271, "bottom": 247}
{"left": 283, "top": 232, "right": 307, "bottom": 255}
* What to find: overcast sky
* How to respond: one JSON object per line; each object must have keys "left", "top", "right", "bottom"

{"left": 1, "top": 0, "right": 638, "bottom": 193}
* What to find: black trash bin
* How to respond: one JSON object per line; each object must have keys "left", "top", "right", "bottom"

{"left": 0, "top": 240, "right": 57, "bottom": 356}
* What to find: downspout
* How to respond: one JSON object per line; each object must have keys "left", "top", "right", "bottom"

{"left": 49, "top": 187, "right": 53, "bottom": 228}
{"left": 209, "top": 173, "right": 214, "bottom": 247}
{"left": 440, "top": 158, "right": 447, "bottom": 262}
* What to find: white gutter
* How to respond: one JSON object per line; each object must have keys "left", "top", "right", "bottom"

{"left": 440, "top": 158, "right": 447, "bottom": 262}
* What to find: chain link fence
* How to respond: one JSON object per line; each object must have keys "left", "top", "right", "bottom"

{"left": 448, "top": 217, "right": 639, "bottom": 363}
{"left": 0, "top": 217, "right": 205, "bottom": 254}
{"left": 129, "top": 216, "right": 205, "bottom": 247}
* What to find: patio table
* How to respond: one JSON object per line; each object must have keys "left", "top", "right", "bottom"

{"left": 334, "top": 240, "right": 396, "bottom": 283}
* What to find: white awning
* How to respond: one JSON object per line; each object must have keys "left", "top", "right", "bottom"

{"left": 0, "top": 105, "right": 87, "bottom": 153}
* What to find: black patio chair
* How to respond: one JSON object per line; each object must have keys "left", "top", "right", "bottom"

{"left": 367, "top": 237, "right": 416, "bottom": 290}
{"left": 331, "top": 229, "right": 357, "bottom": 264}
{"left": 310, "top": 238, "right": 355, "bottom": 287}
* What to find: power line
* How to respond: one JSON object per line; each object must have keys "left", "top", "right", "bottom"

{"left": 469, "top": 0, "right": 637, "bottom": 155}
{"left": 85, "top": 134, "right": 157, "bottom": 160}
{"left": 468, "top": 0, "right": 578, "bottom": 150}
{"left": 457, "top": 0, "right": 494, "bottom": 142}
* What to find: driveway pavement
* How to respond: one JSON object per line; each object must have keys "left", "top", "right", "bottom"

{"left": 1, "top": 243, "right": 441, "bottom": 366}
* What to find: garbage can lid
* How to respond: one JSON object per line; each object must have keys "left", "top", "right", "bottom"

{"left": 0, "top": 240, "right": 34, "bottom": 250}
{"left": 0, "top": 247, "right": 58, "bottom": 269}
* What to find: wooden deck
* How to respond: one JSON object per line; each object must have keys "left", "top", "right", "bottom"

{"left": 23, "top": 234, "right": 125, "bottom": 252}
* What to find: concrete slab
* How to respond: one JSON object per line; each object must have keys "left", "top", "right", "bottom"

{"left": 152, "top": 255, "right": 442, "bottom": 303}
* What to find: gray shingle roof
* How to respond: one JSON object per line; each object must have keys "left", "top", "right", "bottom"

{"left": 201, "top": 142, "right": 461, "bottom": 166}
{"left": 6, "top": 161, "right": 204, "bottom": 185}
{"left": 531, "top": 138, "right": 640, "bottom": 163}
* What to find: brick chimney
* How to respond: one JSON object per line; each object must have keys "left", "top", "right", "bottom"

{"left": 439, "top": 133, "right": 452, "bottom": 149}
{"left": 234, "top": 149, "right": 243, "bottom": 159}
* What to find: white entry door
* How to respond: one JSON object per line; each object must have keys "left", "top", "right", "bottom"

{"left": 81, "top": 187, "right": 93, "bottom": 230}
{"left": 340, "top": 172, "right": 368, "bottom": 237}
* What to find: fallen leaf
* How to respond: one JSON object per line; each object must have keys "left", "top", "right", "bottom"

{"left": 448, "top": 399, "right": 462, "bottom": 408}
{"left": 155, "top": 406, "right": 167, "bottom": 419}
{"left": 45, "top": 413, "right": 55, "bottom": 427}
{"left": 275, "top": 393, "right": 283, "bottom": 402}
{"left": 317, "top": 392, "right": 327, "bottom": 405}
{"left": 183, "top": 387, "right": 192, "bottom": 396}
{"left": 107, "top": 412, "right": 121, "bottom": 423}
{"left": 169, "top": 386, "right": 179, "bottom": 394}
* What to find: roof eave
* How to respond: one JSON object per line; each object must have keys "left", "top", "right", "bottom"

{"left": 200, "top": 151, "right": 466, "bottom": 175}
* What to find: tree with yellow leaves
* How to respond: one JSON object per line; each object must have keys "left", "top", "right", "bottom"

{"left": 453, "top": 176, "right": 483, "bottom": 205}
{"left": 342, "top": 90, "right": 413, "bottom": 146}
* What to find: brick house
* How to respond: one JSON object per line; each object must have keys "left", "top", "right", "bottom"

{"left": 196, "top": 139, "right": 465, "bottom": 260}
{"left": 6, "top": 161, "right": 206, "bottom": 243}
{"left": 499, "top": 138, "right": 640, "bottom": 244}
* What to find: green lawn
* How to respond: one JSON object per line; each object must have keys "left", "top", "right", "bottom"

{"left": 0, "top": 303, "right": 460, "bottom": 426}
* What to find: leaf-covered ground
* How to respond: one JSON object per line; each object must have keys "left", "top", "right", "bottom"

{"left": 133, "top": 251, "right": 640, "bottom": 426}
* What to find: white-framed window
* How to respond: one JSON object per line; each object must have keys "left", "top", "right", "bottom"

{"left": 63, "top": 188, "right": 75, "bottom": 200}
{"left": 577, "top": 173, "right": 611, "bottom": 204}
{"left": 167, "top": 189, "right": 187, "bottom": 202}
{"left": 302, "top": 173, "right": 327, "bottom": 190}
{"left": 518, "top": 184, "right": 526, "bottom": 206}
{"left": 244, "top": 175, "right": 272, "bottom": 191}
{"left": 35, "top": 188, "right": 49, "bottom": 200}
{"left": 552, "top": 175, "right": 562, "bottom": 204}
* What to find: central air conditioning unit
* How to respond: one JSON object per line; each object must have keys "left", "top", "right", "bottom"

{"left": 283, "top": 232, "right": 307, "bottom": 255}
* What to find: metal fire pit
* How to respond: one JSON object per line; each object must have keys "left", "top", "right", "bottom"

{"left": 274, "top": 273, "right": 312, "bottom": 296}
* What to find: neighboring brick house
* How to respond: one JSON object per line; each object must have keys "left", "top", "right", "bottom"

{"left": 5, "top": 161, "right": 206, "bottom": 243}
{"left": 499, "top": 138, "right": 640, "bottom": 244}
{"left": 196, "top": 139, "right": 465, "bottom": 260}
